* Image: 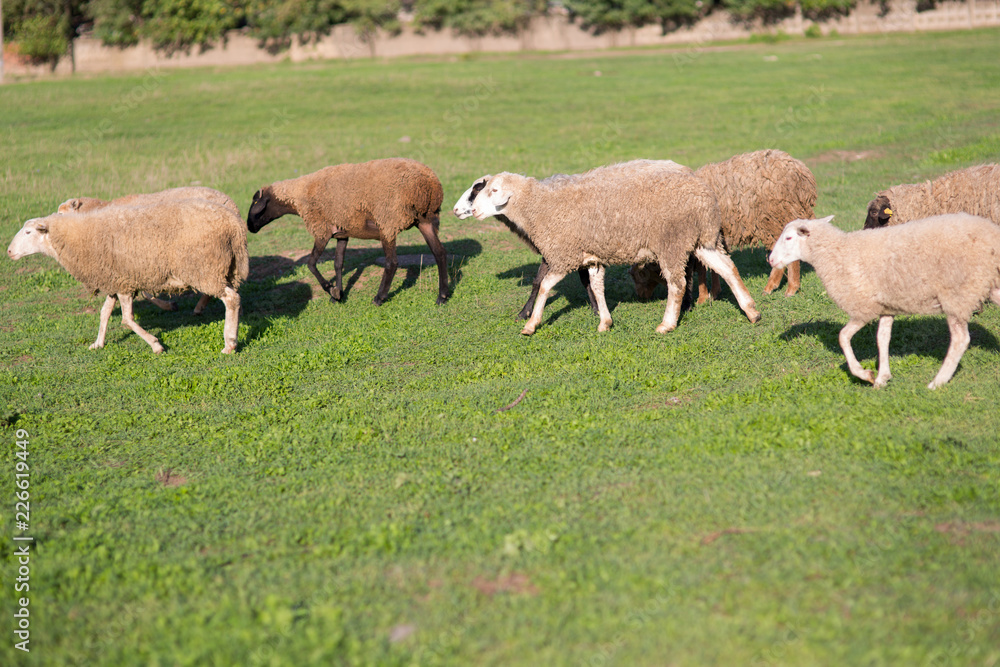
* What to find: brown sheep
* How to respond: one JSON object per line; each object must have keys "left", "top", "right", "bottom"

{"left": 631, "top": 150, "right": 817, "bottom": 301}
{"left": 864, "top": 164, "right": 1000, "bottom": 229}
{"left": 8, "top": 199, "right": 248, "bottom": 354}
{"left": 247, "top": 158, "right": 448, "bottom": 306}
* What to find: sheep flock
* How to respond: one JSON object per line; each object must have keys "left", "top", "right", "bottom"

{"left": 7, "top": 154, "right": 999, "bottom": 389}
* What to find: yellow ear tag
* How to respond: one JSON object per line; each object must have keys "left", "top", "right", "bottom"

{"left": 883, "top": 208, "right": 892, "bottom": 216}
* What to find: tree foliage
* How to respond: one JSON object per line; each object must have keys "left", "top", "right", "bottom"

{"left": 413, "top": 0, "right": 545, "bottom": 37}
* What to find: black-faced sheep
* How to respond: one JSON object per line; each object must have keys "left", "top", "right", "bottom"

{"left": 864, "top": 164, "right": 1000, "bottom": 229}
{"left": 58, "top": 186, "right": 239, "bottom": 314}
{"left": 631, "top": 149, "right": 817, "bottom": 301}
{"left": 471, "top": 162, "right": 761, "bottom": 335}
{"left": 768, "top": 213, "right": 1000, "bottom": 389}
{"left": 247, "top": 158, "right": 448, "bottom": 306}
{"left": 7, "top": 199, "right": 248, "bottom": 354}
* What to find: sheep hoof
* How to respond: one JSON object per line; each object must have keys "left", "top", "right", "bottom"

{"left": 372, "top": 295, "right": 386, "bottom": 306}
{"left": 520, "top": 325, "right": 536, "bottom": 336}
{"left": 193, "top": 307, "right": 204, "bottom": 316}
{"left": 598, "top": 321, "right": 612, "bottom": 332}
{"left": 655, "top": 323, "right": 676, "bottom": 334}
{"left": 151, "top": 344, "right": 164, "bottom": 354}
{"left": 515, "top": 309, "right": 531, "bottom": 321}
{"left": 784, "top": 287, "right": 799, "bottom": 297}
{"left": 328, "top": 287, "right": 341, "bottom": 302}
{"left": 436, "top": 294, "right": 448, "bottom": 305}
{"left": 88, "top": 342, "right": 104, "bottom": 351}
{"left": 165, "top": 302, "right": 179, "bottom": 312}
{"left": 221, "top": 345, "right": 236, "bottom": 354}
{"left": 873, "top": 374, "right": 892, "bottom": 389}
{"left": 746, "top": 308, "right": 762, "bottom": 324}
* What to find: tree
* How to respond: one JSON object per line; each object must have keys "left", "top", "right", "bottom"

{"left": 2, "top": 0, "right": 89, "bottom": 69}
{"left": 564, "top": 0, "right": 702, "bottom": 35}
{"left": 413, "top": 0, "right": 545, "bottom": 37}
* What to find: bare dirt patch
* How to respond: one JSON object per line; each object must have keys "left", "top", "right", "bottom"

{"left": 471, "top": 572, "right": 539, "bottom": 596}
{"left": 701, "top": 527, "right": 755, "bottom": 546}
{"left": 155, "top": 469, "right": 187, "bottom": 487}
{"left": 808, "top": 149, "right": 881, "bottom": 165}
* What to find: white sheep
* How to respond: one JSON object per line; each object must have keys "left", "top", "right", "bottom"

{"left": 470, "top": 162, "right": 761, "bottom": 335}
{"left": 768, "top": 213, "right": 1000, "bottom": 389}
{"left": 7, "top": 199, "right": 247, "bottom": 354}
{"left": 454, "top": 160, "right": 694, "bottom": 319}
{"left": 58, "top": 186, "right": 240, "bottom": 314}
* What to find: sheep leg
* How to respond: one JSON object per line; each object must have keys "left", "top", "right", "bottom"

{"left": 331, "top": 237, "right": 349, "bottom": 301}
{"left": 785, "top": 260, "right": 800, "bottom": 297}
{"left": 374, "top": 238, "right": 398, "bottom": 306}
{"left": 928, "top": 315, "right": 970, "bottom": 390}
{"left": 119, "top": 292, "right": 164, "bottom": 354}
{"left": 711, "top": 271, "right": 721, "bottom": 300}
{"left": 588, "top": 265, "right": 613, "bottom": 332}
{"left": 518, "top": 261, "right": 548, "bottom": 320}
{"left": 655, "top": 266, "right": 686, "bottom": 333}
{"left": 89, "top": 294, "right": 118, "bottom": 350}
{"left": 839, "top": 317, "right": 874, "bottom": 385}
{"left": 522, "top": 269, "right": 566, "bottom": 336}
{"left": 221, "top": 286, "right": 241, "bottom": 355}
{"left": 873, "top": 315, "right": 894, "bottom": 389}
{"left": 306, "top": 235, "right": 335, "bottom": 301}
{"left": 193, "top": 293, "right": 212, "bottom": 315}
{"left": 693, "top": 259, "right": 711, "bottom": 305}
{"left": 579, "top": 267, "right": 599, "bottom": 315}
{"left": 144, "top": 291, "right": 178, "bottom": 312}
{"left": 694, "top": 248, "right": 761, "bottom": 324}
{"left": 416, "top": 219, "right": 449, "bottom": 305}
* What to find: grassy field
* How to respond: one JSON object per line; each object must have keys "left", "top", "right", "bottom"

{"left": 2, "top": 28, "right": 1000, "bottom": 666}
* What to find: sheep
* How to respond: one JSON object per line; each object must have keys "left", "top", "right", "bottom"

{"left": 247, "top": 158, "right": 448, "bottom": 306}
{"left": 768, "top": 213, "right": 1000, "bottom": 389}
{"left": 454, "top": 160, "right": 693, "bottom": 319}
{"left": 453, "top": 173, "right": 598, "bottom": 319}
{"left": 470, "top": 162, "right": 761, "bottom": 335}
{"left": 630, "top": 149, "right": 818, "bottom": 301}
{"left": 864, "top": 164, "right": 1000, "bottom": 229}
{"left": 58, "top": 186, "right": 240, "bottom": 314}
{"left": 7, "top": 198, "right": 248, "bottom": 354}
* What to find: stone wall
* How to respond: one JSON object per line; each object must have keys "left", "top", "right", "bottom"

{"left": 4, "top": 0, "right": 999, "bottom": 78}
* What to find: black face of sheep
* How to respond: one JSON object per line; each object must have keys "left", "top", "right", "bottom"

{"left": 247, "top": 188, "right": 276, "bottom": 233}
{"left": 864, "top": 195, "right": 894, "bottom": 229}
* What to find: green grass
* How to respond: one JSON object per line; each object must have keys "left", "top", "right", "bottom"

{"left": 2, "top": 28, "right": 1000, "bottom": 666}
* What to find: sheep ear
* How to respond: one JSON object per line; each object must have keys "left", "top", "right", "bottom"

{"left": 796, "top": 224, "right": 811, "bottom": 237}
{"left": 36, "top": 220, "right": 49, "bottom": 233}
{"left": 69, "top": 199, "right": 83, "bottom": 211}
{"left": 816, "top": 215, "right": 834, "bottom": 225}
{"left": 250, "top": 190, "right": 268, "bottom": 215}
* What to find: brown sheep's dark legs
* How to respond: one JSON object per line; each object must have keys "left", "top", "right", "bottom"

{"left": 374, "top": 238, "right": 398, "bottom": 306}
{"left": 416, "top": 219, "right": 449, "bottom": 305}
{"left": 306, "top": 236, "right": 336, "bottom": 302}
{"left": 518, "top": 261, "right": 596, "bottom": 320}
{"left": 331, "top": 237, "right": 349, "bottom": 301}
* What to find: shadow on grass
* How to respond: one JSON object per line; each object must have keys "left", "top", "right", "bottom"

{"left": 780, "top": 317, "right": 1000, "bottom": 382}
{"left": 248, "top": 239, "right": 482, "bottom": 306}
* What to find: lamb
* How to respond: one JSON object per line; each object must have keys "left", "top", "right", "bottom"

{"left": 247, "top": 158, "right": 448, "bottom": 306}
{"left": 470, "top": 162, "right": 761, "bottom": 335}
{"left": 630, "top": 149, "right": 817, "bottom": 300}
{"left": 768, "top": 213, "right": 1000, "bottom": 389}
{"left": 7, "top": 198, "right": 248, "bottom": 354}
{"left": 454, "top": 160, "right": 693, "bottom": 319}
{"left": 57, "top": 186, "right": 240, "bottom": 314}
{"left": 864, "top": 164, "right": 1000, "bottom": 229}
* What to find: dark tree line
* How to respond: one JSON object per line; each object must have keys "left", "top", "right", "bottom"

{"left": 2, "top": 0, "right": 881, "bottom": 69}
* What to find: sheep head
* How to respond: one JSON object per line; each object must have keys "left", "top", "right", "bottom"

{"left": 452, "top": 176, "right": 490, "bottom": 220}
{"left": 864, "top": 194, "right": 894, "bottom": 229}
{"left": 57, "top": 197, "right": 107, "bottom": 214}
{"left": 769, "top": 215, "right": 835, "bottom": 268}
{"left": 246, "top": 186, "right": 285, "bottom": 233}
{"left": 471, "top": 174, "right": 514, "bottom": 220}
{"left": 8, "top": 217, "right": 56, "bottom": 261}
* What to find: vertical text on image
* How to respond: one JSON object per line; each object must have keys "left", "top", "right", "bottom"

{"left": 13, "top": 428, "right": 33, "bottom": 653}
